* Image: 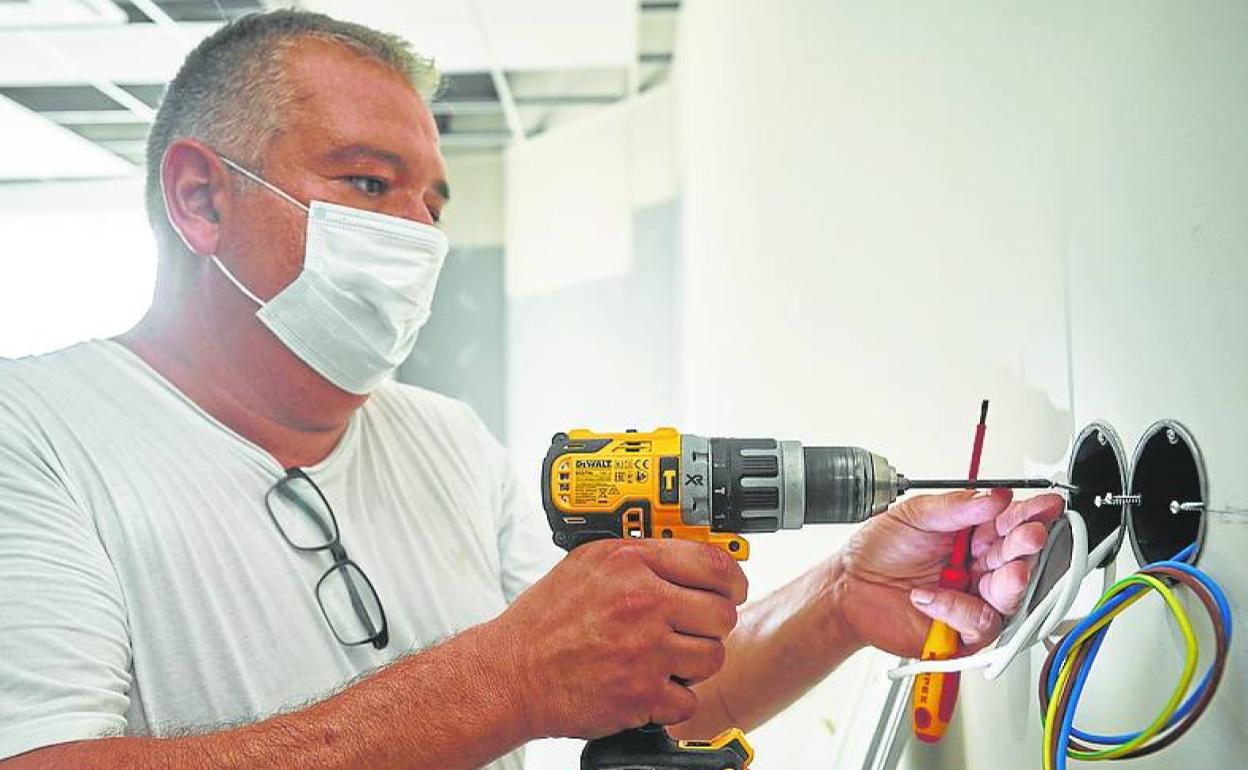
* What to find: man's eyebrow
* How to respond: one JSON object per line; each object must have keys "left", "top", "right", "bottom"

{"left": 322, "top": 144, "right": 449, "bottom": 200}
{"left": 322, "top": 144, "right": 406, "bottom": 170}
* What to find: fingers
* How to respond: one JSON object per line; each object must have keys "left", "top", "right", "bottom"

{"left": 910, "top": 587, "right": 1003, "bottom": 649}
{"left": 665, "top": 633, "right": 727, "bottom": 685}
{"left": 977, "top": 559, "right": 1032, "bottom": 615}
{"left": 993, "top": 493, "right": 1065, "bottom": 537}
{"left": 667, "top": 585, "right": 738, "bottom": 639}
{"left": 971, "top": 492, "right": 1065, "bottom": 559}
{"left": 638, "top": 540, "right": 749, "bottom": 605}
{"left": 893, "top": 488, "right": 1013, "bottom": 534}
{"left": 971, "top": 520, "right": 1048, "bottom": 574}
{"left": 649, "top": 681, "right": 699, "bottom": 726}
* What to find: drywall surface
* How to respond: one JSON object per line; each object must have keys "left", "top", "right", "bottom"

{"left": 503, "top": 85, "right": 682, "bottom": 473}
{"left": 398, "top": 152, "right": 507, "bottom": 436}
{"left": 502, "top": 88, "right": 682, "bottom": 770}
{"left": 675, "top": 1, "right": 1246, "bottom": 769}
{"left": 0, "top": 175, "right": 154, "bottom": 357}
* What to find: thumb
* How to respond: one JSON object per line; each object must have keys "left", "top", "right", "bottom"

{"left": 910, "top": 587, "right": 1002, "bottom": 649}
{"left": 892, "top": 488, "right": 1012, "bottom": 533}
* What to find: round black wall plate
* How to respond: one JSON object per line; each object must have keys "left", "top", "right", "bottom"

{"left": 1067, "top": 421, "right": 1129, "bottom": 568}
{"left": 1127, "top": 420, "right": 1208, "bottom": 566}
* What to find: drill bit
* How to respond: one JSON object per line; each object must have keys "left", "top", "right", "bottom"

{"left": 901, "top": 478, "right": 1077, "bottom": 492}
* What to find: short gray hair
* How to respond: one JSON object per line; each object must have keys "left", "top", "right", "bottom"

{"left": 144, "top": 9, "right": 440, "bottom": 255}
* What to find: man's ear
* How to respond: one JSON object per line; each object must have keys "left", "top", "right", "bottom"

{"left": 161, "top": 139, "right": 230, "bottom": 256}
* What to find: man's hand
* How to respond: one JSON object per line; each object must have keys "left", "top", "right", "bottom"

{"left": 832, "top": 488, "right": 1064, "bottom": 657}
{"left": 496, "top": 539, "right": 748, "bottom": 739}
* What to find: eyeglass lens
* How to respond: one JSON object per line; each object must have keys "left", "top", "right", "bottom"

{"left": 268, "top": 474, "right": 338, "bottom": 550}
{"left": 318, "top": 560, "right": 386, "bottom": 646}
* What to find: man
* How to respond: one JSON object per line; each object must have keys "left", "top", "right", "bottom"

{"left": 0, "top": 10, "right": 1061, "bottom": 770}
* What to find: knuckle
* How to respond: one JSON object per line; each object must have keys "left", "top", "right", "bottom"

{"left": 603, "top": 539, "right": 645, "bottom": 569}
{"left": 618, "top": 580, "right": 663, "bottom": 620}
{"left": 1021, "top": 522, "right": 1047, "bottom": 550}
{"left": 704, "top": 545, "right": 737, "bottom": 583}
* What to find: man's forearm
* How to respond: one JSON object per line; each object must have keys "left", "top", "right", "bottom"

{"left": 671, "top": 557, "right": 862, "bottom": 739}
{"left": 6, "top": 620, "right": 530, "bottom": 770}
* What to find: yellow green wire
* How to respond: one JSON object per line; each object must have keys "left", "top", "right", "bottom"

{"left": 1042, "top": 573, "right": 1199, "bottom": 769}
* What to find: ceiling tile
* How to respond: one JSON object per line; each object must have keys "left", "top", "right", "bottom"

{"left": 0, "top": 95, "right": 133, "bottom": 180}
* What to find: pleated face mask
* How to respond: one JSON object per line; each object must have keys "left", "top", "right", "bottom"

{"left": 207, "top": 155, "right": 450, "bottom": 395}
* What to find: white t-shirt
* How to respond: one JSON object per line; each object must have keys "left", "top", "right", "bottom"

{"left": 0, "top": 340, "right": 560, "bottom": 767}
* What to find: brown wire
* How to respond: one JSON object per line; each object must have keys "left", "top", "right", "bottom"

{"left": 1038, "top": 565, "right": 1230, "bottom": 762}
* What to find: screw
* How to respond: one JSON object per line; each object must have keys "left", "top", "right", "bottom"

{"left": 1095, "top": 492, "right": 1141, "bottom": 508}
{"left": 1169, "top": 500, "right": 1205, "bottom": 515}
{"left": 1097, "top": 430, "right": 1108, "bottom": 446}
{"left": 1167, "top": 428, "right": 1178, "bottom": 445}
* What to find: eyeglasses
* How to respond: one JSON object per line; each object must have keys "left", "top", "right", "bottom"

{"left": 265, "top": 468, "right": 389, "bottom": 650}
{"left": 888, "top": 508, "right": 1118, "bottom": 681}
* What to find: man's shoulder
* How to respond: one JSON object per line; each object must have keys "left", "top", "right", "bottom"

{"left": 371, "top": 379, "right": 479, "bottom": 426}
{"left": 368, "top": 380, "right": 500, "bottom": 451}
{"left": 0, "top": 339, "right": 123, "bottom": 381}
{"left": 0, "top": 341, "right": 118, "bottom": 418}
{"left": 366, "top": 381, "right": 511, "bottom": 486}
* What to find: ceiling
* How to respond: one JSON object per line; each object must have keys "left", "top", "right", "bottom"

{"left": 0, "top": 0, "right": 680, "bottom": 181}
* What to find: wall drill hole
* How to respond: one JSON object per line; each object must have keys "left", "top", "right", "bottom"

{"left": 1067, "top": 422, "right": 1128, "bottom": 568}
{"left": 1128, "top": 420, "right": 1207, "bottom": 566}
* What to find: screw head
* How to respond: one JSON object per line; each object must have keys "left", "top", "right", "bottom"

{"left": 1097, "top": 430, "right": 1108, "bottom": 446}
{"left": 1166, "top": 428, "right": 1178, "bottom": 445}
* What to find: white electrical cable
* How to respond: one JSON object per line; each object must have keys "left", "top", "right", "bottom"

{"left": 887, "top": 512, "right": 1115, "bottom": 681}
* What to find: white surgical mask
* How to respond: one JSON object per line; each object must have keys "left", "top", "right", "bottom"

{"left": 204, "top": 155, "right": 449, "bottom": 395}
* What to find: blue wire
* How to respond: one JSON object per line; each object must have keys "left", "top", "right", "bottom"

{"left": 1045, "top": 543, "right": 1198, "bottom": 696}
{"left": 1046, "top": 543, "right": 1232, "bottom": 754}
{"left": 1055, "top": 627, "right": 1109, "bottom": 770}
{"left": 1065, "top": 558, "right": 1233, "bottom": 745}
{"left": 1046, "top": 543, "right": 1203, "bottom": 696}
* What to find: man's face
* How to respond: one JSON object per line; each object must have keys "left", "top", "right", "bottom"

{"left": 217, "top": 38, "right": 449, "bottom": 300}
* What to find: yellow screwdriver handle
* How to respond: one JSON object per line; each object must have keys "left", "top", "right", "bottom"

{"left": 911, "top": 619, "right": 961, "bottom": 743}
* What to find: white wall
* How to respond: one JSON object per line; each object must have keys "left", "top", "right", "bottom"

{"left": 503, "top": 85, "right": 682, "bottom": 770}
{"left": 504, "top": 84, "right": 682, "bottom": 471}
{"left": 0, "top": 175, "right": 155, "bottom": 358}
{"left": 442, "top": 152, "right": 506, "bottom": 249}
{"left": 675, "top": 2, "right": 1246, "bottom": 769}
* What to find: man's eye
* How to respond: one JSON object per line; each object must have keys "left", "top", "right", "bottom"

{"left": 346, "top": 176, "right": 389, "bottom": 196}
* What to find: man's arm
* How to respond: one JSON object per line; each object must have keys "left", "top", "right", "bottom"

{"left": 2, "top": 537, "right": 748, "bottom": 770}
{"left": 672, "top": 489, "right": 1064, "bottom": 738}
{"left": 5, "top": 620, "right": 527, "bottom": 770}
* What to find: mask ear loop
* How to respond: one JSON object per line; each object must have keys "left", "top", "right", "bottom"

{"left": 206, "top": 153, "right": 312, "bottom": 307}
{"left": 886, "top": 509, "right": 1093, "bottom": 681}
{"left": 217, "top": 155, "right": 310, "bottom": 212}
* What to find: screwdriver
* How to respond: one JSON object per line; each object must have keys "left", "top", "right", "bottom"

{"left": 911, "top": 400, "right": 990, "bottom": 744}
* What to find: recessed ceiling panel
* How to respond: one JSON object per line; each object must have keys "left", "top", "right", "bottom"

{"left": 0, "top": 0, "right": 126, "bottom": 29}
{"left": 306, "top": 0, "right": 635, "bottom": 73}
{"left": 0, "top": 95, "right": 132, "bottom": 180}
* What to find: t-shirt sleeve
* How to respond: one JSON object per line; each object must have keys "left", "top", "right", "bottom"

{"left": 0, "top": 405, "right": 132, "bottom": 760}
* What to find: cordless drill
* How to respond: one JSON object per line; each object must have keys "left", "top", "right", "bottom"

{"left": 540, "top": 428, "right": 908, "bottom": 770}
{"left": 541, "top": 428, "right": 1063, "bottom": 769}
